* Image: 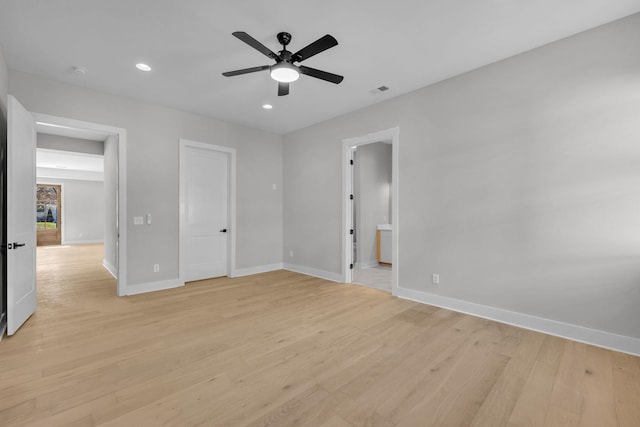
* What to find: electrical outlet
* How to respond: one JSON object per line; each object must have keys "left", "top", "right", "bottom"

{"left": 153, "top": 264, "right": 160, "bottom": 273}
{"left": 432, "top": 273, "right": 440, "bottom": 285}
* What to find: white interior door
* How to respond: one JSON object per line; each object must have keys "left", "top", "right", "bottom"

{"left": 7, "top": 95, "right": 37, "bottom": 335}
{"left": 181, "top": 145, "right": 229, "bottom": 282}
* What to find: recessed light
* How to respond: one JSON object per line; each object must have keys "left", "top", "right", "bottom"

{"left": 262, "top": 104, "right": 273, "bottom": 110}
{"left": 136, "top": 63, "right": 152, "bottom": 72}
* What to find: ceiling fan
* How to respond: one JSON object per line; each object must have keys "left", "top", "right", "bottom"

{"left": 222, "top": 31, "right": 344, "bottom": 96}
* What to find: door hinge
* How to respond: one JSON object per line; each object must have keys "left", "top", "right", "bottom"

{"left": 350, "top": 229, "right": 354, "bottom": 235}
{"left": 350, "top": 159, "right": 354, "bottom": 165}
{"left": 349, "top": 194, "right": 354, "bottom": 200}
{"left": 350, "top": 263, "right": 354, "bottom": 269}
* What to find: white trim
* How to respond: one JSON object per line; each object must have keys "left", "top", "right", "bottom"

{"left": 396, "top": 287, "right": 640, "bottom": 357}
{"left": 342, "top": 127, "right": 400, "bottom": 296}
{"left": 283, "top": 263, "right": 343, "bottom": 283}
{"left": 178, "top": 139, "right": 237, "bottom": 284}
{"left": 232, "top": 263, "right": 283, "bottom": 277}
{"left": 32, "top": 113, "right": 127, "bottom": 297}
{"left": 63, "top": 239, "right": 104, "bottom": 245}
{"left": 103, "top": 259, "right": 118, "bottom": 279}
{"left": 126, "top": 279, "right": 184, "bottom": 296}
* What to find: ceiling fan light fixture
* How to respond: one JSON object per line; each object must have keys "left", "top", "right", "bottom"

{"left": 270, "top": 62, "right": 299, "bottom": 83}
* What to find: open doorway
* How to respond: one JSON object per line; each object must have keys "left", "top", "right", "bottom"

{"left": 3, "top": 98, "right": 127, "bottom": 336}
{"left": 32, "top": 114, "right": 127, "bottom": 297}
{"left": 36, "top": 184, "right": 62, "bottom": 246}
{"left": 351, "top": 143, "right": 392, "bottom": 291}
{"left": 342, "top": 127, "right": 399, "bottom": 294}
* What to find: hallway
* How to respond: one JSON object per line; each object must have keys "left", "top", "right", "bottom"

{"left": 37, "top": 244, "right": 116, "bottom": 307}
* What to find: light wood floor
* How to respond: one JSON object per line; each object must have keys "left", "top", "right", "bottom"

{"left": 352, "top": 265, "right": 392, "bottom": 292}
{"left": 0, "top": 244, "right": 638, "bottom": 426}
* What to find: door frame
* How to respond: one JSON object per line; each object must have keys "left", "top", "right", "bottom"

{"left": 178, "top": 139, "right": 236, "bottom": 284}
{"left": 32, "top": 113, "right": 128, "bottom": 296}
{"left": 36, "top": 182, "right": 64, "bottom": 246}
{"left": 342, "top": 127, "right": 399, "bottom": 295}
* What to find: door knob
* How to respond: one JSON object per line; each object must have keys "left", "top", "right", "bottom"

{"left": 13, "top": 242, "right": 26, "bottom": 248}
{"left": 220, "top": 228, "right": 227, "bottom": 233}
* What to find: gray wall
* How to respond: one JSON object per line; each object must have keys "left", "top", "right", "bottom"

{"left": 283, "top": 14, "right": 640, "bottom": 340}
{"left": 103, "top": 135, "right": 118, "bottom": 275}
{"left": 36, "top": 178, "right": 104, "bottom": 243}
{"left": 354, "top": 142, "right": 391, "bottom": 266}
{"left": 9, "top": 71, "right": 283, "bottom": 286}
{"left": 37, "top": 133, "right": 103, "bottom": 155}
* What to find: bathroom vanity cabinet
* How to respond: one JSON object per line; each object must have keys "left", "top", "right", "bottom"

{"left": 376, "top": 226, "right": 392, "bottom": 265}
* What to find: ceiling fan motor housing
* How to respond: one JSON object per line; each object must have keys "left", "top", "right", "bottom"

{"left": 277, "top": 32, "right": 292, "bottom": 47}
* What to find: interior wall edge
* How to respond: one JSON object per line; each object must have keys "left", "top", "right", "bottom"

{"left": 126, "top": 278, "right": 184, "bottom": 296}
{"left": 232, "top": 263, "right": 284, "bottom": 278}
{"left": 283, "top": 263, "right": 343, "bottom": 283}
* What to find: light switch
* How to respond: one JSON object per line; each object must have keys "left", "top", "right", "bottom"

{"left": 133, "top": 216, "right": 144, "bottom": 225}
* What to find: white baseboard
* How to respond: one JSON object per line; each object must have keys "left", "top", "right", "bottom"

{"left": 102, "top": 259, "right": 118, "bottom": 279}
{"left": 63, "top": 239, "right": 104, "bottom": 245}
{"left": 396, "top": 287, "right": 640, "bottom": 357}
{"left": 126, "top": 278, "right": 184, "bottom": 296}
{"left": 356, "top": 260, "right": 379, "bottom": 269}
{"left": 232, "top": 263, "right": 283, "bottom": 278}
{"left": 283, "top": 263, "right": 343, "bottom": 283}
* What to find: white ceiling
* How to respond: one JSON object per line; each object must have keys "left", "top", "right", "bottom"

{"left": 1, "top": 0, "right": 639, "bottom": 134}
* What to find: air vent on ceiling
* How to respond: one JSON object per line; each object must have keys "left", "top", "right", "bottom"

{"left": 369, "top": 85, "right": 389, "bottom": 94}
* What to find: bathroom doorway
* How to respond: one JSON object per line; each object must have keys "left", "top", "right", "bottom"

{"left": 342, "top": 127, "right": 399, "bottom": 294}
{"left": 351, "top": 143, "right": 392, "bottom": 291}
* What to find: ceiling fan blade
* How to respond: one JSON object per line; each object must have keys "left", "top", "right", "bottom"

{"left": 222, "top": 65, "right": 270, "bottom": 77}
{"left": 232, "top": 31, "right": 279, "bottom": 60}
{"left": 299, "top": 66, "right": 344, "bottom": 84}
{"left": 292, "top": 34, "right": 338, "bottom": 62}
{"left": 278, "top": 82, "right": 289, "bottom": 96}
